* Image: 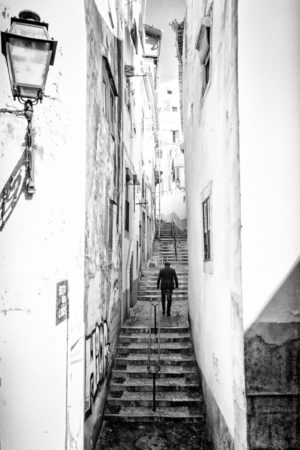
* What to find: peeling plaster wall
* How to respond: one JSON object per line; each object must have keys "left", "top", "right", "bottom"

{"left": 239, "top": 2, "right": 300, "bottom": 447}
{"left": 183, "top": 1, "right": 246, "bottom": 448}
{"left": 84, "top": 1, "right": 123, "bottom": 449}
{"left": 0, "top": 1, "right": 86, "bottom": 449}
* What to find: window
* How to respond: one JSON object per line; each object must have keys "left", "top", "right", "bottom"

{"left": 172, "top": 130, "right": 179, "bottom": 143}
{"left": 196, "top": 11, "right": 212, "bottom": 96}
{"left": 125, "top": 169, "right": 130, "bottom": 232}
{"left": 125, "top": 200, "right": 130, "bottom": 232}
{"left": 141, "top": 176, "right": 145, "bottom": 198}
{"left": 167, "top": 89, "right": 172, "bottom": 95}
{"left": 102, "top": 57, "right": 118, "bottom": 131}
{"left": 172, "top": 106, "right": 178, "bottom": 112}
{"left": 202, "top": 196, "right": 211, "bottom": 260}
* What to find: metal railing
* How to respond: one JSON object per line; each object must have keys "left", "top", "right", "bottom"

{"left": 147, "top": 299, "right": 161, "bottom": 411}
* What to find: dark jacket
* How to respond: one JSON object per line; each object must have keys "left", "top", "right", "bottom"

{"left": 157, "top": 266, "right": 178, "bottom": 290}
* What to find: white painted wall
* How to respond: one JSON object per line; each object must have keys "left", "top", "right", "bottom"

{"left": 0, "top": 1, "right": 86, "bottom": 449}
{"left": 183, "top": 0, "right": 246, "bottom": 447}
{"left": 239, "top": 0, "right": 300, "bottom": 330}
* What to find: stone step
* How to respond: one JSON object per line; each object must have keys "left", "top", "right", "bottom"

{"left": 138, "top": 288, "right": 187, "bottom": 292}
{"left": 139, "top": 280, "right": 188, "bottom": 284}
{"left": 154, "top": 238, "right": 187, "bottom": 241}
{"left": 117, "top": 343, "right": 192, "bottom": 355}
{"left": 138, "top": 293, "right": 188, "bottom": 297}
{"left": 115, "top": 355, "right": 196, "bottom": 367}
{"left": 141, "top": 278, "right": 188, "bottom": 282}
{"left": 138, "top": 285, "right": 188, "bottom": 290}
{"left": 119, "top": 333, "right": 192, "bottom": 343}
{"left": 152, "top": 253, "right": 188, "bottom": 256}
{"left": 137, "top": 295, "right": 188, "bottom": 301}
{"left": 141, "top": 274, "right": 188, "bottom": 279}
{"left": 106, "top": 392, "right": 202, "bottom": 408}
{"left": 120, "top": 326, "right": 190, "bottom": 334}
{"left": 111, "top": 367, "right": 198, "bottom": 378}
{"left": 109, "top": 379, "right": 200, "bottom": 392}
{"left": 104, "top": 406, "right": 203, "bottom": 423}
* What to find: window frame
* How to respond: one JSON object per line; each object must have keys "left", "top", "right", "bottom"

{"left": 202, "top": 196, "right": 211, "bottom": 261}
{"left": 201, "top": 181, "right": 213, "bottom": 273}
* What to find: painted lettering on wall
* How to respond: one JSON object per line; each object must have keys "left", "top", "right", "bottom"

{"left": 85, "top": 321, "right": 110, "bottom": 417}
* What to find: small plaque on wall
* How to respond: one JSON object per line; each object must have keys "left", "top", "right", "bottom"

{"left": 56, "top": 280, "right": 69, "bottom": 325}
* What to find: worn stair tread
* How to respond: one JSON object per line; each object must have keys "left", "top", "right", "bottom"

{"left": 116, "top": 354, "right": 195, "bottom": 362}
{"left": 121, "top": 326, "right": 190, "bottom": 332}
{"left": 117, "top": 342, "right": 192, "bottom": 350}
{"left": 104, "top": 406, "right": 203, "bottom": 421}
{"left": 115, "top": 365, "right": 197, "bottom": 374}
{"left": 107, "top": 391, "right": 201, "bottom": 401}
{"left": 119, "top": 332, "right": 191, "bottom": 338}
{"left": 110, "top": 378, "right": 200, "bottom": 388}
{"left": 113, "top": 365, "right": 197, "bottom": 374}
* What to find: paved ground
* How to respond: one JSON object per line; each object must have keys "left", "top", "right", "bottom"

{"left": 96, "top": 421, "right": 212, "bottom": 449}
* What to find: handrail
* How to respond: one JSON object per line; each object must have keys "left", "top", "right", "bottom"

{"left": 147, "top": 299, "right": 161, "bottom": 411}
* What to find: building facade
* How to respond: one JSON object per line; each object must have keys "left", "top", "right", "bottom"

{"left": 158, "top": 79, "right": 186, "bottom": 229}
{"left": 0, "top": 1, "right": 160, "bottom": 449}
{"left": 182, "top": 1, "right": 300, "bottom": 449}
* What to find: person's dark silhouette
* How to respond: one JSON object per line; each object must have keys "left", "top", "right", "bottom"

{"left": 157, "top": 261, "right": 178, "bottom": 316}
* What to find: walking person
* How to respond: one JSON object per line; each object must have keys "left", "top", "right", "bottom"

{"left": 157, "top": 261, "right": 178, "bottom": 316}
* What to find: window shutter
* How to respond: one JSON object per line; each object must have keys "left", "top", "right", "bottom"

{"left": 195, "top": 16, "right": 212, "bottom": 64}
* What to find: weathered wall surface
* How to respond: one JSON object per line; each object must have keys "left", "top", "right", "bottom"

{"left": 0, "top": 1, "right": 86, "bottom": 449}
{"left": 183, "top": 0, "right": 246, "bottom": 448}
{"left": 84, "top": 1, "right": 123, "bottom": 448}
{"left": 239, "top": 2, "right": 300, "bottom": 447}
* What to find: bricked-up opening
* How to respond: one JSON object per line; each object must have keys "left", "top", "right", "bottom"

{"left": 202, "top": 196, "right": 211, "bottom": 260}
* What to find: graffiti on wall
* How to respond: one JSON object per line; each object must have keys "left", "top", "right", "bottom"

{"left": 85, "top": 321, "right": 110, "bottom": 418}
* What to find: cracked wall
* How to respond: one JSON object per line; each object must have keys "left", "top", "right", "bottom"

{"left": 244, "top": 262, "right": 300, "bottom": 449}
{"left": 84, "top": 1, "right": 123, "bottom": 449}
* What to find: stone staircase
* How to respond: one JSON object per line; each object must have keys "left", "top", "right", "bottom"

{"left": 98, "top": 223, "right": 211, "bottom": 447}
{"left": 153, "top": 221, "right": 189, "bottom": 266}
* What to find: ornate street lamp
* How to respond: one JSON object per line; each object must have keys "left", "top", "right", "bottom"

{"left": 0, "top": 10, "right": 57, "bottom": 196}
{"left": 1, "top": 10, "right": 57, "bottom": 102}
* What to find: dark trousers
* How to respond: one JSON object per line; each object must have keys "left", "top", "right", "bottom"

{"left": 161, "top": 289, "right": 173, "bottom": 314}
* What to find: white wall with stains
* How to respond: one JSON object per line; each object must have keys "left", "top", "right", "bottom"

{"left": 0, "top": 1, "right": 86, "bottom": 449}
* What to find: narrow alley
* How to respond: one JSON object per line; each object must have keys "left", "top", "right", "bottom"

{"left": 0, "top": 1, "right": 299, "bottom": 450}
{"left": 96, "top": 222, "right": 212, "bottom": 449}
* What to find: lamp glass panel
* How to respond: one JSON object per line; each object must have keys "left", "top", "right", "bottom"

{"left": 7, "top": 37, "right": 51, "bottom": 89}
{"left": 11, "top": 22, "right": 49, "bottom": 39}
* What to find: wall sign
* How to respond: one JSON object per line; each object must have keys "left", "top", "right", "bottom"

{"left": 56, "top": 280, "right": 69, "bottom": 325}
